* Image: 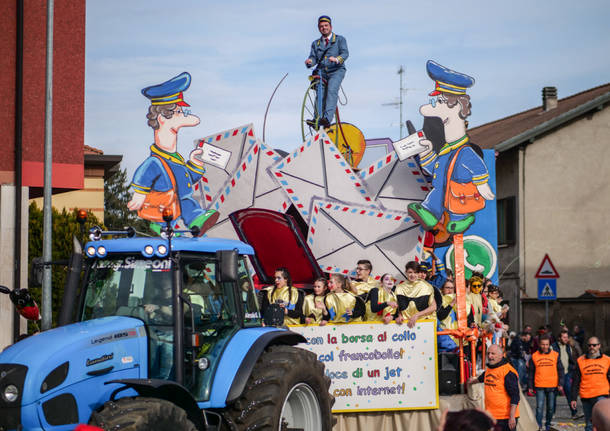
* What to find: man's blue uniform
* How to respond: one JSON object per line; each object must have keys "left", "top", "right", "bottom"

{"left": 418, "top": 135, "right": 489, "bottom": 222}
{"left": 307, "top": 32, "right": 348, "bottom": 123}
{"left": 131, "top": 145, "right": 206, "bottom": 226}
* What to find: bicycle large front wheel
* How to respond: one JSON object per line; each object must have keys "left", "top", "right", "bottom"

{"left": 301, "top": 80, "right": 320, "bottom": 142}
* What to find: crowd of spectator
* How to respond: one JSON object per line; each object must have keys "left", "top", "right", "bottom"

{"left": 505, "top": 321, "right": 609, "bottom": 431}
{"left": 257, "top": 260, "right": 609, "bottom": 431}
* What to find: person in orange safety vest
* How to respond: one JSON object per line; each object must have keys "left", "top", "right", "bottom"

{"left": 528, "top": 334, "right": 564, "bottom": 431}
{"left": 570, "top": 336, "right": 610, "bottom": 431}
{"left": 468, "top": 344, "right": 520, "bottom": 431}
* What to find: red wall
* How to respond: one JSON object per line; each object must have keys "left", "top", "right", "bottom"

{"left": 0, "top": 0, "right": 85, "bottom": 189}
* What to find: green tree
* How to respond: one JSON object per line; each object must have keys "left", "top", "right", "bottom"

{"left": 104, "top": 168, "right": 143, "bottom": 230}
{"left": 28, "top": 204, "right": 102, "bottom": 330}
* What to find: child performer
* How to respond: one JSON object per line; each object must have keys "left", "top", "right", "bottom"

{"left": 303, "top": 277, "right": 330, "bottom": 325}
{"left": 325, "top": 273, "right": 365, "bottom": 323}
{"left": 367, "top": 273, "right": 399, "bottom": 323}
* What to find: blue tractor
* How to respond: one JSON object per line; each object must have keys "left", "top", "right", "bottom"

{"left": 0, "top": 210, "right": 333, "bottom": 430}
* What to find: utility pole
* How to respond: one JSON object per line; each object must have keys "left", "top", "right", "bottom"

{"left": 42, "top": 0, "right": 54, "bottom": 331}
{"left": 398, "top": 66, "right": 404, "bottom": 139}
{"left": 382, "top": 66, "right": 413, "bottom": 139}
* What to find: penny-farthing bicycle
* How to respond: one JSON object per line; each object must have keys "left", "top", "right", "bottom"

{"left": 300, "top": 73, "right": 365, "bottom": 168}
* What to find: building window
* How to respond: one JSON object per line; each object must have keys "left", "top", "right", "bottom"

{"left": 497, "top": 196, "right": 516, "bottom": 246}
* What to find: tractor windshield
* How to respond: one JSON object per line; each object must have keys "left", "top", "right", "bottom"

{"left": 81, "top": 254, "right": 261, "bottom": 401}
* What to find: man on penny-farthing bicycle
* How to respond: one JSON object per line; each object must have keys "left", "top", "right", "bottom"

{"left": 305, "top": 15, "right": 348, "bottom": 129}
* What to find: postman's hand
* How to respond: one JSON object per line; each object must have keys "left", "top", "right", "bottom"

{"left": 477, "top": 182, "right": 495, "bottom": 200}
{"left": 419, "top": 139, "right": 433, "bottom": 153}
{"left": 189, "top": 148, "right": 204, "bottom": 167}
{"left": 127, "top": 193, "right": 146, "bottom": 211}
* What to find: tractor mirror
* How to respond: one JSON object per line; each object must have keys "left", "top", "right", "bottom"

{"left": 216, "top": 249, "right": 238, "bottom": 283}
{"left": 30, "top": 257, "right": 44, "bottom": 287}
{"left": 0, "top": 285, "right": 10, "bottom": 295}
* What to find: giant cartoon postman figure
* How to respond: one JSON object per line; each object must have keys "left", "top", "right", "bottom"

{"left": 407, "top": 61, "right": 494, "bottom": 243}
{"left": 127, "top": 72, "right": 219, "bottom": 235}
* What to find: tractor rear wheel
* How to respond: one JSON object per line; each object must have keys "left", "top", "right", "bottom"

{"left": 89, "top": 397, "right": 197, "bottom": 431}
{"left": 224, "top": 344, "right": 334, "bottom": 430}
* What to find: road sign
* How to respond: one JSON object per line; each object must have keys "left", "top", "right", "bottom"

{"left": 535, "top": 254, "right": 559, "bottom": 279}
{"left": 538, "top": 279, "right": 557, "bottom": 300}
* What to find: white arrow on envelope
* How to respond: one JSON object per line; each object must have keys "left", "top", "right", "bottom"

{"left": 307, "top": 198, "right": 424, "bottom": 280}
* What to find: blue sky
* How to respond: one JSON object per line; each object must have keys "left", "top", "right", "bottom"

{"left": 85, "top": 0, "right": 610, "bottom": 179}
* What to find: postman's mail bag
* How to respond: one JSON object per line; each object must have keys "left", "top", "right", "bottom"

{"left": 444, "top": 146, "right": 486, "bottom": 215}
{"left": 137, "top": 155, "right": 182, "bottom": 222}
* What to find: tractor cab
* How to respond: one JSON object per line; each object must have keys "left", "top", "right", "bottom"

{"left": 78, "top": 237, "right": 260, "bottom": 403}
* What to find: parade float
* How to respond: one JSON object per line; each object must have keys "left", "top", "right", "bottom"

{"left": 0, "top": 61, "right": 540, "bottom": 430}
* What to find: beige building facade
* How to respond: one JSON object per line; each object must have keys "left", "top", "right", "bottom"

{"left": 30, "top": 146, "right": 121, "bottom": 221}
{"left": 470, "top": 84, "right": 610, "bottom": 335}
{"left": 521, "top": 106, "right": 610, "bottom": 298}
{"left": 0, "top": 186, "right": 29, "bottom": 349}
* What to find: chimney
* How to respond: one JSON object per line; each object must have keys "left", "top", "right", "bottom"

{"left": 542, "top": 86, "right": 557, "bottom": 111}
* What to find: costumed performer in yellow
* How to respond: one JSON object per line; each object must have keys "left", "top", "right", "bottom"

{"left": 396, "top": 261, "right": 437, "bottom": 328}
{"left": 325, "top": 273, "right": 365, "bottom": 323}
{"left": 303, "top": 277, "right": 330, "bottom": 325}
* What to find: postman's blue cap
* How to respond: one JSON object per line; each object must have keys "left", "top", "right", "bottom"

{"left": 426, "top": 60, "right": 474, "bottom": 96}
{"left": 141, "top": 72, "right": 191, "bottom": 106}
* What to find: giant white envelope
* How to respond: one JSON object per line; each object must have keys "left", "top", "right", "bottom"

{"left": 307, "top": 199, "right": 424, "bottom": 281}
{"left": 270, "top": 131, "right": 378, "bottom": 224}
{"left": 359, "top": 150, "right": 430, "bottom": 212}
{"left": 193, "top": 123, "right": 257, "bottom": 208}
{"left": 204, "top": 141, "right": 289, "bottom": 240}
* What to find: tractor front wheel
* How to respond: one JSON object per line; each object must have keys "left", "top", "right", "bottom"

{"left": 223, "top": 344, "right": 334, "bottom": 430}
{"left": 89, "top": 397, "right": 197, "bottom": 431}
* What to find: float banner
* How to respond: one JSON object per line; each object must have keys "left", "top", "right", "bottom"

{"left": 289, "top": 320, "right": 439, "bottom": 412}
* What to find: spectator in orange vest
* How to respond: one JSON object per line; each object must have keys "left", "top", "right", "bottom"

{"left": 468, "top": 344, "right": 520, "bottom": 431}
{"left": 571, "top": 337, "right": 610, "bottom": 431}
{"left": 528, "top": 334, "right": 564, "bottom": 431}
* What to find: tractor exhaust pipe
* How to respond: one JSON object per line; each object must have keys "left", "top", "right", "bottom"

{"left": 58, "top": 236, "right": 83, "bottom": 326}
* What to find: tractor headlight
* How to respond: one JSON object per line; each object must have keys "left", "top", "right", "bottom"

{"left": 157, "top": 245, "right": 167, "bottom": 256}
{"left": 2, "top": 384, "right": 18, "bottom": 402}
{"left": 197, "top": 357, "right": 210, "bottom": 371}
